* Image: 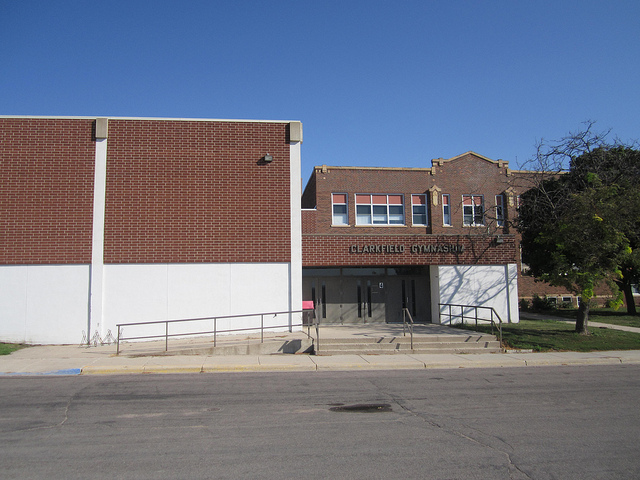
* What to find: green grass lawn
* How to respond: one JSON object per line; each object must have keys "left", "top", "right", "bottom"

{"left": 459, "top": 318, "right": 640, "bottom": 352}
{"left": 0, "top": 343, "right": 28, "bottom": 355}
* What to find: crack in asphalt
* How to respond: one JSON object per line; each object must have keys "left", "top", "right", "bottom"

{"left": 18, "top": 396, "right": 72, "bottom": 433}
{"left": 449, "top": 423, "right": 533, "bottom": 480}
{"left": 16, "top": 384, "right": 88, "bottom": 433}
{"left": 370, "top": 381, "right": 533, "bottom": 480}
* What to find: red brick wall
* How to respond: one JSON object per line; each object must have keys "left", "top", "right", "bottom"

{"left": 0, "top": 118, "right": 95, "bottom": 264}
{"left": 303, "top": 234, "right": 517, "bottom": 266}
{"left": 301, "top": 170, "right": 316, "bottom": 209}
{"left": 302, "top": 209, "right": 317, "bottom": 235}
{"left": 104, "top": 120, "right": 291, "bottom": 263}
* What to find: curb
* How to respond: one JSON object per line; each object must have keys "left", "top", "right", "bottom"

{"left": 0, "top": 368, "right": 82, "bottom": 376}
{"left": 74, "top": 354, "right": 640, "bottom": 375}
{"left": 82, "top": 366, "right": 146, "bottom": 375}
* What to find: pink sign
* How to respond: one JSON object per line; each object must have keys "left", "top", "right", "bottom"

{"left": 302, "top": 301, "right": 315, "bottom": 310}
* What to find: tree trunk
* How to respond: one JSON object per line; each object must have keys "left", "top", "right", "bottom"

{"left": 576, "top": 298, "right": 589, "bottom": 334}
{"left": 622, "top": 281, "right": 637, "bottom": 315}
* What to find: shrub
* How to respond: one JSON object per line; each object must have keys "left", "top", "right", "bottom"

{"left": 531, "top": 294, "right": 557, "bottom": 312}
{"left": 604, "top": 297, "right": 622, "bottom": 310}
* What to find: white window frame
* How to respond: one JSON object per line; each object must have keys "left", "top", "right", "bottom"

{"left": 355, "top": 194, "right": 404, "bottom": 225}
{"left": 462, "top": 195, "right": 484, "bottom": 226}
{"left": 442, "top": 194, "right": 452, "bottom": 226}
{"left": 495, "top": 194, "right": 504, "bottom": 226}
{"left": 411, "top": 194, "right": 428, "bottom": 226}
{"left": 332, "top": 193, "right": 348, "bottom": 225}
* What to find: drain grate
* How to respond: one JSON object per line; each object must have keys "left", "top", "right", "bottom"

{"left": 329, "top": 403, "right": 392, "bottom": 413}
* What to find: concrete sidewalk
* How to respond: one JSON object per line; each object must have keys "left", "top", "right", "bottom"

{"left": 2, "top": 320, "right": 640, "bottom": 376}
{"left": 1, "top": 341, "right": 639, "bottom": 376}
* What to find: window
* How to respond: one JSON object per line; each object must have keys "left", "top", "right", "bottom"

{"left": 442, "top": 194, "right": 451, "bottom": 226}
{"left": 495, "top": 194, "right": 504, "bottom": 226}
{"left": 463, "top": 195, "right": 484, "bottom": 226}
{"left": 355, "top": 194, "right": 404, "bottom": 225}
{"left": 332, "top": 193, "right": 348, "bottom": 225}
{"left": 411, "top": 194, "right": 427, "bottom": 225}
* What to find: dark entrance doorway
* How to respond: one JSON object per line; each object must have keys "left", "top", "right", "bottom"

{"left": 302, "top": 266, "right": 431, "bottom": 324}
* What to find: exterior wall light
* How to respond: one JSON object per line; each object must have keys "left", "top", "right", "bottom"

{"left": 263, "top": 154, "right": 273, "bottom": 163}
{"left": 495, "top": 235, "right": 504, "bottom": 244}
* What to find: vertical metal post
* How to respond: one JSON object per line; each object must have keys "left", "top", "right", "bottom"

{"left": 261, "top": 314, "right": 264, "bottom": 343}
{"left": 116, "top": 325, "right": 120, "bottom": 355}
{"left": 214, "top": 317, "right": 217, "bottom": 347}
{"left": 402, "top": 309, "right": 406, "bottom": 336}
{"left": 315, "top": 305, "right": 320, "bottom": 354}
{"left": 165, "top": 322, "right": 168, "bottom": 352}
{"left": 491, "top": 310, "right": 495, "bottom": 335}
{"left": 410, "top": 323, "right": 413, "bottom": 350}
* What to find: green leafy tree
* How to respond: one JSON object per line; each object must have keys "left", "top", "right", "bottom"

{"left": 568, "top": 146, "right": 640, "bottom": 315}
{"left": 518, "top": 124, "right": 640, "bottom": 333}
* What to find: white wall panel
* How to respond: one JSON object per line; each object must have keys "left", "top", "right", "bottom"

{"left": 166, "top": 264, "right": 232, "bottom": 337}
{"left": 505, "top": 264, "right": 519, "bottom": 323}
{"left": 103, "top": 264, "right": 168, "bottom": 327}
{"left": 228, "top": 263, "right": 293, "bottom": 332}
{"left": 0, "top": 266, "right": 28, "bottom": 342}
{"left": 103, "top": 263, "right": 294, "bottom": 342}
{"left": 0, "top": 265, "right": 90, "bottom": 344}
{"left": 436, "top": 264, "right": 519, "bottom": 324}
{"left": 229, "top": 263, "right": 290, "bottom": 313}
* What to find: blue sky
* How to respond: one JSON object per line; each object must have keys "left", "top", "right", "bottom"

{"left": 1, "top": 1, "right": 638, "bottom": 181}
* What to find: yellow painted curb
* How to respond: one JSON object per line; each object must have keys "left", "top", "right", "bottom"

{"left": 81, "top": 366, "right": 146, "bottom": 375}
{"left": 143, "top": 366, "right": 204, "bottom": 374}
{"left": 202, "top": 365, "right": 316, "bottom": 373}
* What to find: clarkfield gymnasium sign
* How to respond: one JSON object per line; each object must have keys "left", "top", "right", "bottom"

{"left": 349, "top": 243, "right": 465, "bottom": 254}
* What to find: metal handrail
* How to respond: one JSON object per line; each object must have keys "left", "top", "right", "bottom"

{"left": 438, "top": 303, "right": 503, "bottom": 347}
{"left": 116, "top": 308, "right": 316, "bottom": 355}
{"left": 402, "top": 308, "right": 414, "bottom": 350}
{"left": 314, "top": 305, "right": 320, "bottom": 354}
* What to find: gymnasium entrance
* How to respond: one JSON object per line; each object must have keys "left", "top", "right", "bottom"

{"left": 302, "top": 266, "right": 431, "bottom": 324}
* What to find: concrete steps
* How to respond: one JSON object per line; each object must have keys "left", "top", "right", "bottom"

{"left": 117, "top": 325, "right": 501, "bottom": 357}
{"left": 315, "top": 334, "right": 501, "bottom": 355}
